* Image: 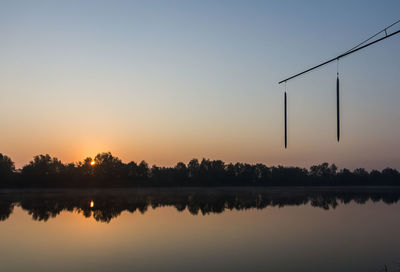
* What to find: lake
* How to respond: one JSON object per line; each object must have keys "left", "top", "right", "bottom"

{"left": 0, "top": 187, "right": 399, "bottom": 272}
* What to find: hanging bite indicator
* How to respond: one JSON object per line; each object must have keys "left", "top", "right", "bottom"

{"left": 337, "top": 60, "right": 340, "bottom": 142}
{"left": 284, "top": 89, "right": 287, "bottom": 148}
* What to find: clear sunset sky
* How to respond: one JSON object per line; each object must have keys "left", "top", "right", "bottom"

{"left": 1, "top": 0, "right": 399, "bottom": 169}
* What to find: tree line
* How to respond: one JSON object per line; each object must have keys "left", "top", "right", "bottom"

{"left": 0, "top": 152, "right": 399, "bottom": 188}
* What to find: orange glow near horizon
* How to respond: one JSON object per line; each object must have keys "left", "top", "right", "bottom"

{"left": 90, "top": 160, "right": 95, "bottom": 166}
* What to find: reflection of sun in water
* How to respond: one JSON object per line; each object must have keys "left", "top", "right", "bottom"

{"left": 90, "top": 201, "right": 94, "bottom": 208}
{"left": 90, "top": 160, "right": 95, "bottom": 166}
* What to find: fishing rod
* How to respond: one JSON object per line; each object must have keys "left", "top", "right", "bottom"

{"left": 280, "top": 19, "right": 400, "bottom": 148}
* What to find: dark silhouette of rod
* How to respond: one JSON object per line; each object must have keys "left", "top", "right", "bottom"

{"left": 278, "top": 28, "right": 400, "bottom": 84}
{"left": 284, "top": 91, "right": 287, "bottom": 148}
{"left": 336, "top": 75, "right": 340, "bottom": 141}
{"left": 343, "top": 19, "right": 400, "bottom": 54}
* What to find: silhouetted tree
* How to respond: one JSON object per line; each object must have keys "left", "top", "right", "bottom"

{"left": 21, "top": 154, "right": 65, "bottom": 186}
{"left": 310, "top": 162, "right": 337, "bottom": 177}
{"left": 93, "top": 152, "right": 124, "bottom": 181}
{"left": 188, "top": 158, "right": 200, "bottom": 180}
{"left": 77, "top": 157, "right": 95, "bottom": 179}
{"left": 381, "top": 168, "right": 400, "bottom": 185}
{"left": 174, "top": 162, "right": 188, "bottom": 185}
{"left": 137, "top": 160, "right": 150, "bottom": 181}
{"left": 0, "top": 153, "right": 15, "bottom": 184}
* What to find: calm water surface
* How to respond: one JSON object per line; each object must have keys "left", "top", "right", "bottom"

{"left": 0, "top": 187, "right": 399, "bottom": 272}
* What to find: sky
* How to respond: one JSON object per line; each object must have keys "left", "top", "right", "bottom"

{"left": 0, "top": 0, "right": 400, "bottom": 170}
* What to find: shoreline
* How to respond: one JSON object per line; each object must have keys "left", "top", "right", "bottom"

{"left": 2, "top": 186, "right": 400, "bottom": 193}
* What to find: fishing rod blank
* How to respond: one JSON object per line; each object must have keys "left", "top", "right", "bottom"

{"left": 279, "top": 27, "right": 400, "bottom": 84}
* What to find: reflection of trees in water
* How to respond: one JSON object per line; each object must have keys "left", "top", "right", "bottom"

{"left": 0, "top": 199, "right": 14, "bottom": 221}
{"left": 0, "top": 188, "right": 400, "bottom": 223}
